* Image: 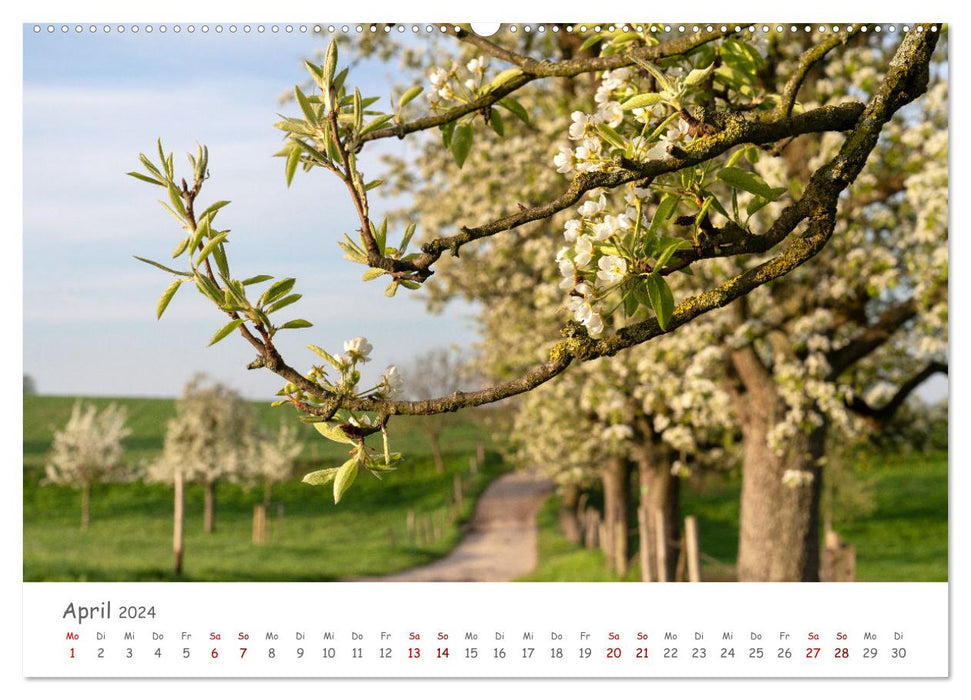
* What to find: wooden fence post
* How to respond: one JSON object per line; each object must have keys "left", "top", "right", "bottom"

{"left": 453, "top": 474, "right": 464, "bottom": 509}
{"left": 173, "top": 469, "right": 184, "bottom": 576}
{"left": 654, "top": 510, "right": 668, "bottom": 582}
{"left": 638, "top": 506, "right": 655, "bottom": 582}
{"left": 252, "top": 505, "right": 266, "bottom": 545}
{"left": 684, "top": 516, "right": 701, "bottom": 582}
{"left": 407, "top": 510, "right": 416, "bottom": 543}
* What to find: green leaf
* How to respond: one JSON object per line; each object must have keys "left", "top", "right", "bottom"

{"left": 195, "top": 232, "right": 229, "bottom": 266}
{"left": 302, "top": 466, "right": 341, "bottom": 486}
{"left": 294, "top": 86, "right": 318, "bottom": 125}
{"left": 156, "top": 279, "right": 182, "bottom": 319}
{"left": 190, "top": 214, "right": 212, "bottom": 251}
{"left": 194, "top": 274, "right": 223, "bottom": 303}
{"left": 375, "top": 217, "right": 388, "bottom": 254}
{"left": 353, "top": 88, "right": 363, "bottom": 131}
{"left": 440, "top": 120, "right": 456, "bottom": 148}
{"left": 620, "top": 93, "right": 664, "bottom": 110}
{"left": 489, "top": 68, "right": 522, "bottom": 90}
{"left": 684, "top": 62, "right": 715, "bottom": 86}
{"left": 307, "top": 345, "right": 343, "bottom": 370}
{"left": 134, "top": 256, "right": 192, "bottom": 277}
{"left": 333, "top": 456, "right": 360, "bottom": 504}
{"left": 655, "top": 239, "right": 690, "bottom": 270}
{"left": 166, "top": 182, "right": 186, "bottom": 217}
{"left": 746, "top": 195, "right": 771, "bottom": 218}
{"left": 362, "top": 267, "right": 385, "bottom": 281}
{"left": 645, "top": 273, "right": 675, "bottom": 330}
{"left": 385, "top": 281, "right": 399, "bottom": 297}
{"left": 127, "top": 171, "right": 165, "bottom": 186}
{"left": 649, "top": 194, "right": 680, "bottom": 235}
{"left": 400, "top": 222, "right": 417, "bottom": 252}
{"left": 261, "top": 278, "right": 296, "bottom": 306}
{"left": 171, "top": 237, "right": 189, "bottom": 259}
{"left": 208, "top": 318, "right": 244, "bottom": 346}
{"left": 360, "top": 114, "right": 393, "bottom": 136}
{"left": 313, "top": 421, "right": 355, "bottom": 444}
{"left": 322, "top": 40, "right": 338, "bottom": 86}
{"left": 595, "top": 123, "right": 626, "bottom": 150}
{"left": 578, "top": 31, "right": 604, "bottom": 52}
{"left": 499, "top": 97, "right": 529, "bottom": 124}
{"left": 488, "top": 109, "right": 505, "bottom": 136}
{"left": 630, "top": 56, "right": 675, "bottom": 94}
{"left": 265, "top": 293, "right": 302, "bottom": 315}
{"left": 285, "top": 145, "right": 301, "bottom": 187}
{"left": 138, "top": 153, "right": 165, "bottom": 181}
{"left": 450, "top": 122, "right": 474, "bottom": 168}
{"left": 305, "top": 61, "right": 324, "bottom": 88}
{"left": 242, "top": 274, "right": 273, "bottom": 286}
{"left": 278, "top": 319, "right": 313, "bottom": 330}
{"left": 211, "top": 243, "right": 230, "bottom": 279}
{"left": 398, "top": 85, "right": 423, "bottom": 110}
{"left": 718, "top": 166, "right": 784, "bottom": 201}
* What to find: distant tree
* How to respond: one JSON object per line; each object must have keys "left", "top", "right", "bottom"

{"left": 23, "top": 375, "right": 37, "bottom": 395}
{"left": 249, "top": 422, "right": 303, "bottom": 506}
{"left": 45, "top": 401, "right": 131, "bottom": 531}
{"left": 402, "top": 347, "right": 468, "bottom": 474}
{"left": 148, "top": 375, "right": 255, "bottom": 533}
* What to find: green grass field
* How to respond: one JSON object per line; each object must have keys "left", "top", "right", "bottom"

{"left": 24, "top": 396, "right": 947, "bottom": 582}
{"left": 522, "top": 451, "right": 947, "bottom": 582}
{"left": 24, "top": 395, "right": 503, "bottom": 581}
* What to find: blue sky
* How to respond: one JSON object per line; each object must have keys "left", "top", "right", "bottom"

{"left": 23, "top": 26, "right": 479, "bottom": 399}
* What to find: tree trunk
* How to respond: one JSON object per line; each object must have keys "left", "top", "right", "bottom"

{"left": 733, "top": 344, "right": 825, "bottom": 581}
{"left": 428, "top": 432, "right": 445, "bottom": 475}
{"left": 637, "top": 440, "right": 682, "bottom": 582}
{"left": 601, "top": 456, "right": 632, "bottom": 576}
{"left": 80, "top": 483, "right": 90, "bottom": 532}
{"left": 204, "top": 480, "right": 216, "bottom": 534}
{"left": 173, "top": 470, "right": 184, "bottom": 575}
{"left": 558, "top": 483, "right": 582, "bottom": 545}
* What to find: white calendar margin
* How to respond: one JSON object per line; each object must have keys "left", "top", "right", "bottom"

{"left": 22, "top": 582, "right": 948, "bottom": 678}
{"left": 7, "top": 0, "right": 965, "bottom": 697}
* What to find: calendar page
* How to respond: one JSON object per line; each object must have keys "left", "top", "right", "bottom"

{"left": 17, "top": 6, "right": 956, "bottom": 696}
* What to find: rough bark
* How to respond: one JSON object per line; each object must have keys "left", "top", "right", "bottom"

{"left": 733, "top": 345, "right": 825, "bottom": 581}
{"left": 637, "top": 440, "right": 682, "bottom": 582}
{"left": 602, "top": 456, "right": 633, "bottom": 576}
{"left": 204, "top": 480, "right": 216, "bottom": 534}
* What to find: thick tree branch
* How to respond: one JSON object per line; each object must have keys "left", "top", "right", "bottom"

{"left": 261, "top": 25, "right": 938, "bottom": 419}
{"left": 413, "top": 101, "right": 864, "bottom": 274}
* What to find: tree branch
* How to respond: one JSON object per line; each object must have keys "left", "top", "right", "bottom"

{"left": 825, "top": 298, "right": 918, "bottom": 376}
{"left": 848, "top": 362, "right": 947, "bottom": 428}
{"left": 776, "top": 27, "right": 857, "bottom": 118}
{"left": 359, "top": 26, "right": 736, "bottom": 145}
{"left": 260, "top": 25, "right": 939, "bottom": 419}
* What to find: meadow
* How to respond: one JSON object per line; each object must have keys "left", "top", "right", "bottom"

{"left": 24, "top": 395, "right": 502, "bottom": 581}
{"left": 24, "top": 396, "right": 947, "bottom": 582}
{"left": 522, "top": 451, "right": 948, "bottom": 582}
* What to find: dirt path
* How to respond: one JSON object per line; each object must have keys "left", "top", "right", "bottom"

{"left": 374, "top": 470, "right": 553, "bottom": 582}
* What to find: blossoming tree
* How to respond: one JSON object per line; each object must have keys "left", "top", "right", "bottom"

{"left": 130, "top": 24, "right": 942, "bottom": 579}
{"left": 45, "top": 401, "right": 131, "bottom": 531}
{"left": 148, "top": 375, "right": 256, "bottom": 533}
